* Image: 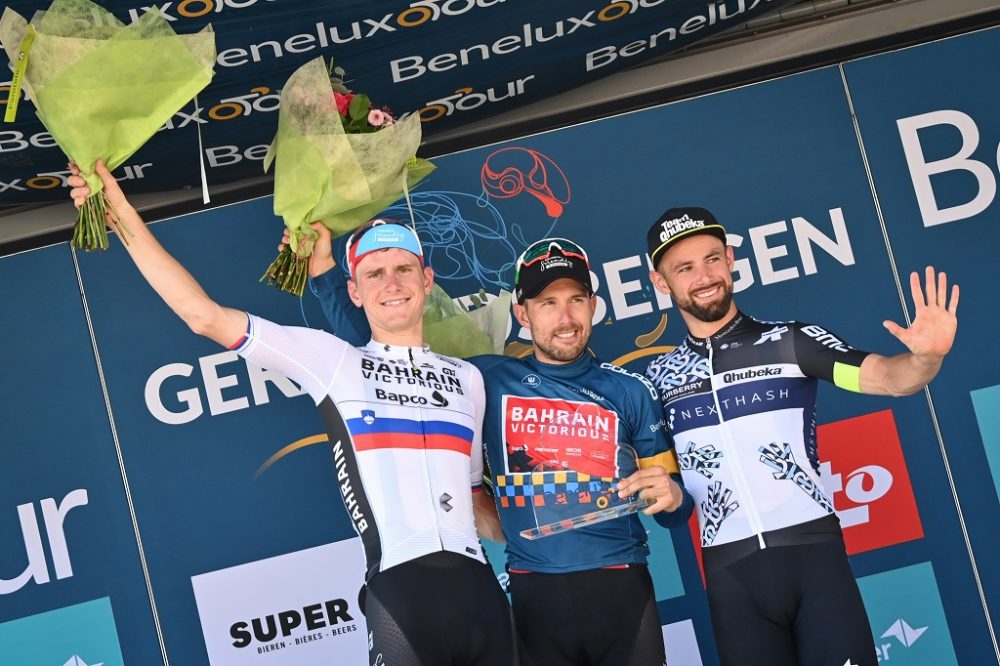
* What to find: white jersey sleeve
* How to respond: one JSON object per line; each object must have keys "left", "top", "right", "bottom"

{"left": 233, "top": 313, "right": 354, "bottom": 404}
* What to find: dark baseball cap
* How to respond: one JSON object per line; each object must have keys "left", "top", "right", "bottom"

{"left": 514, "top": 238, "right": 593, "bottom": 304}
{"left": 646, "top": 207, "right": 728, "bottom": 268}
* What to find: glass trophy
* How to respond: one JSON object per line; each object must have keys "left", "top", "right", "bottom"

{"left": 517, "top": 441, "right": 654, "bottom": 541}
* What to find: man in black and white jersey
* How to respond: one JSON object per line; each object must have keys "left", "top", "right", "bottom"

{"left": 69, "top": 162, "right": 517, "bottom": 666}
{"left": 643, "top": 207, "right": 959, "bottom": 666}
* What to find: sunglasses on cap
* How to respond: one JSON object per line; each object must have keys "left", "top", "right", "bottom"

{"left": 514, "top": 238, "right": 590, "bottom": 284}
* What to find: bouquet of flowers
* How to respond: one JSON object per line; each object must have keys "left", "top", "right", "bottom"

{"left": 261, "top": 56, "right": 435, "bottom": 296}
{"left": 424, "top": 287, "right": 512, "bottom": 357}
{"left": 0, "top": 0, "right": 215, "bottom": 251}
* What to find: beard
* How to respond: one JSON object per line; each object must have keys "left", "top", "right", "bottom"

{"left": 674, "top": 280, "right": 734, "bottom": 323}
{"left": 534, "top": 325, "right": 590, "bottom": 362}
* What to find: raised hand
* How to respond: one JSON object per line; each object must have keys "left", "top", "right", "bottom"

{"left": 69, "top": 160, "right": 130, "bottom": 218}
{"left": 884, "top": 266, "right": 959, "bottom": 359}
{"left": 278, "top": 221, "right": 335, "bottom": 278}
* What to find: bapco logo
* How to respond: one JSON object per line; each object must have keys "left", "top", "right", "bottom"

{"left": 430, "top": 390, "right": 449, "bottom": 407}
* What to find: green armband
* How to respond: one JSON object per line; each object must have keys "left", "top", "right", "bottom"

{"left": 833, "top": 361, "right": 863, "bottom": 393}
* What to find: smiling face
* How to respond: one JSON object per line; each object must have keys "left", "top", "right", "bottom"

{"left": 347, "top": 247, "right": 433, "bottom": 346}
{"left": 649, "top": 233, "right": 737, "bottom": 337}
{"left": 514, "top": 277, "right": 595, "bottom": 364}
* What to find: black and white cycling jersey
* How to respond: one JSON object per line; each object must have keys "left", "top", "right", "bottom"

{"left": 645, "top": 312, "right": 870, "bottom": 549}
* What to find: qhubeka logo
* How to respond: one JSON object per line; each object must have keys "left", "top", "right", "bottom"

{"left": 230, "top": 598, "right": 358, "bottom": 654}
{"left": 0, "top": 597, "right": 124, "bottom": 666}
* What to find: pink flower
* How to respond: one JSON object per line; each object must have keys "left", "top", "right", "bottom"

{"left": 334, "top": 92, "right": 354, "bottom": 116}
{"left": 368, "top": 108, "right": 389, "bottom": 126}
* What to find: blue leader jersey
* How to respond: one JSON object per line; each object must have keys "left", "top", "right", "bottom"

{"left": 311, "top": 253, "right": 693, "bottom": 574}
{"left": 471, "top": 352, "right": 692, "bottom": 573}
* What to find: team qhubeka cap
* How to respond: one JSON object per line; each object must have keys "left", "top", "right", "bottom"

{"left": 646, "top": 206, "right": 728, "bottom": 268}
{"left": 514, "top": 238, "right": 593, "bottom": 304}
{"left": 346, "top": 219, "right": 424, "bottom": 278}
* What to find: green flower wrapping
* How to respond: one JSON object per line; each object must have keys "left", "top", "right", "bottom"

{"left": 0, "top": 0, "right": 215, "bottom": 251}
{"left": 423, "top": 288, "right": 512, "bottom": 358}
{"left": 262, "top": 57, "right": 435, "bottom": 296}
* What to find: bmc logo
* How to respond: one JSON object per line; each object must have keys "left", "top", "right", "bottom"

{"left": 1, "top": 489, "right": 88, "bottom": 595}
{"left": 818, "top": 410, "right": 923, "bottom": 555}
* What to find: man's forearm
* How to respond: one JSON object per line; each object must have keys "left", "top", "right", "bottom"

{"left": 860, "top": 352, "right": 943, "bottom": 397}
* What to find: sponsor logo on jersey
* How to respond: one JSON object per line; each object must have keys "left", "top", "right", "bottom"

{"left": 360, "top": 358, "right": 465, "bottom": 395}
{"left": 502, "top": 396, "right": 619, "bottom": 476}
{"left": 521, "top": 373, "right": 541, "bottom": 388}
{"left": 753, "top": 325, "right": 788, "bottom": 345}
{"left": 576, "top": 386, "right": 607, "bottom": 403}
{"left": 678, "top": 441, "right": 723, "bottom": 479}
{"left": 857, "top": 562, "right": 957, "bottom": 664}
{"left": 801, "top": 324, "right": 852, "bottom": 352}
{"left": 721, "top": 366, "right": 783, "bottom": 384}
{"left": 647, "top": 345, "right": 710, "bottom": 396}
{"left": 817, "top": 410, "right": 923, "bottom": 555}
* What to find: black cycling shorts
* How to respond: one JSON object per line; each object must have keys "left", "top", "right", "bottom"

{"left": 509, "top": 565, "right": 665, "bottom": 666}
{"left": 704, "top": 519, "right": 877, "bottom": 666}
{"left": 363, "top": 550, "right": 518, "bottom": 665}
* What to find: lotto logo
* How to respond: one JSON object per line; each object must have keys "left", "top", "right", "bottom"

{"left": 818, "top": 410, "right": 923, "bottom": 555}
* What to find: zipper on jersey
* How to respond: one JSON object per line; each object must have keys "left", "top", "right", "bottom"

{"left": 706, "top": 337, "right": 767, "bottom": 549}
{"left": 410, "top": 347, "right": 446, "bottom": 551}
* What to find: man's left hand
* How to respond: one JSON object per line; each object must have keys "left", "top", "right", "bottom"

{"left": 616, "top": 466, "right": 683, "bottom": 515}
{"left": 884, "top": 266, "right": 959, "bottom": 359}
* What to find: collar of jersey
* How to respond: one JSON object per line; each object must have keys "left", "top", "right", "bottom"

{"left": 685, "top": 311, "right": 747, "bottom": 350}
{"left": 364, "top": 339, "right": 432, "bottom": 355}
{"left": 525, "top": 349, "right": 594, "bottom": 378}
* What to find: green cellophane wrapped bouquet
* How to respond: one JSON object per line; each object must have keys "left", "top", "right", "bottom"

{"left": 0, "top": 0, "right": 215, "bottom": 251}
{"left": 262, "top": 56, "right": 435, "bottom": 296}
{"left": 423, "top": 287, "right": 512, "bottom": 357}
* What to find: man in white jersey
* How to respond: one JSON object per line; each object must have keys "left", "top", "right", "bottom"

{"left": 643, "top": 206, "right": 959, "bottom": 666}
{"left": 69, "top": 161, "right": 517, "bottom": 666}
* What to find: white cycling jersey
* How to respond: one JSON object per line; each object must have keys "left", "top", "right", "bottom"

{"left": 234, "top": 314, "right": 487, "bottom": 578}
{"left": 645, "top": 313, "right": 870, "bottom": 549}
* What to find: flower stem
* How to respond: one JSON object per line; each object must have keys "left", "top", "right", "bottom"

{"left": 70, "top": 191, "right": 133, "bottom": 251}
{"left": 259, "top": 246, "right": 308, "bottom": 297}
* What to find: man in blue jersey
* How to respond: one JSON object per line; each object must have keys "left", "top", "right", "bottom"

{"left": 643, "top": 206, "right": 959, "bottom": 666}
{"left": 306, "top": 224, "right": 694, "bottom": 666}
{"left": 69, "top": 163, "right": 517, "bottom": 666}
